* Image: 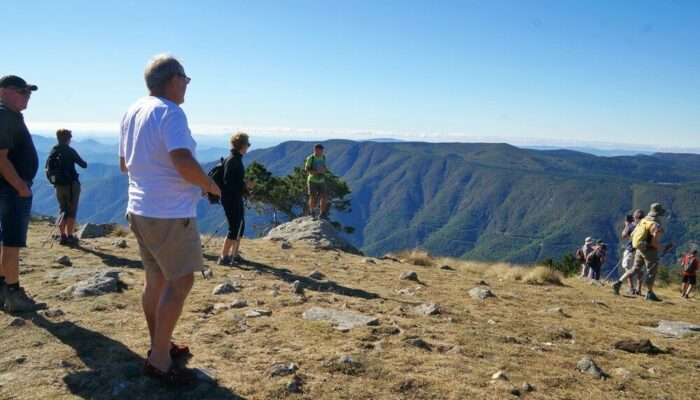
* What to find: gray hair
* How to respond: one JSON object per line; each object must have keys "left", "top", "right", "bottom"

{"left": 144, "top": 54, "right": 183, "bottom": 92}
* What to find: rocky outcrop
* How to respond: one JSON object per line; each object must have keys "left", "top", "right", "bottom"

{"left": 265, "top": 217, "right": 361, "bottom": 255}
{"left": 76, "top": 223, "right": 122, "bottom": 239}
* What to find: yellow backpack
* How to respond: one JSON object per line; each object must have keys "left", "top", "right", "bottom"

{"left": 631, "top": 219, "right": 655, "bottom": 250}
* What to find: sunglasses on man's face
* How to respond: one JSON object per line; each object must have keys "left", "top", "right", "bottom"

{"left": 8, "top": 87, "right": 32, "bottom": 95}
{"left": 176, "top": 73, "right": 191, "bottom": 84}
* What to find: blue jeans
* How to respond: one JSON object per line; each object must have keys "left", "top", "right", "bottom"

{"left": 0, "top": 185, "right": 33, "bottom": 247}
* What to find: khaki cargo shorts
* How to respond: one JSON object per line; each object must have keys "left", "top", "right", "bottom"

{"left": 127, "top": 213, "right": 204, "bottom": 280}
{"left": 633, "top": 248, "right": 659, "bottom": 285}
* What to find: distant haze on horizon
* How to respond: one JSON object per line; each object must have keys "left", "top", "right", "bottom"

{"left": 5, "top": 1, "right": 698, "bottom": 151}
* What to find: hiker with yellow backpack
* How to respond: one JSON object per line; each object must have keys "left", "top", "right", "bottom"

{"left": 613, "top": 203, "right": 666, "bottom": 301}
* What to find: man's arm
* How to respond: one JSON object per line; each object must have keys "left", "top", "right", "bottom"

{"left": 119, "top": 156, "right": 128, "bottom": 173}
{"left": 0, "top": 149, "right": 31, "bottom": 197}
{"left": 169, "top": 149, "right": 221, "bottom": 196}
{"left": 650, "top": 226, "right": 662, "bottom": 250}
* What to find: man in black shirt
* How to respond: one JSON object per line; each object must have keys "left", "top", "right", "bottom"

{"left": 0, "top": 75, "right": 46, "bottom": 312}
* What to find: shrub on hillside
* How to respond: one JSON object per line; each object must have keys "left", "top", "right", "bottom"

{"left": 393, "top": 249, "right": 433, "bottom": 266}
{"left": 525, "top": 266, "right": 563, "bottom": 285}
{"left": 540, "top": 253, "right": 579, "bottom": 277}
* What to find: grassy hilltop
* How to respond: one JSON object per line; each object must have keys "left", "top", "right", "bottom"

{"left": 0, "top": 221, "right": 698, "bottom": 399}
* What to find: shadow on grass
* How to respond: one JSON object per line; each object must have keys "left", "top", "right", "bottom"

{"left": 30, "top": 313, "right": 245, "bottom": 399}
{"left": 231, "top": 259, "right": 382, "bottom": 300}
{"left": 73, "top": 244, "right": 143, "bottom": 269}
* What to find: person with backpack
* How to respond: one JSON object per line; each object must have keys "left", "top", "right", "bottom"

{"left": 613, "top": 203, "right": 666, "bottom": 301}
{"left": 47, "top": 129, "right": 87, "bottom": 245}
{"left": 680, "top": 249, "right": 698, "bottom": 299}
{"left": 578, "top": 237, "right": 594, "bottom": 278}
{"left": 586, "top": 241, "right": 606, "bottom": 280}
{"left": 216, "top": 132, "right": 254, "bottom": 266}
{"left": 616, "top": 209, "right": 645, "bottom": 295}
{"left": 305, "top": 143, "right": 329, "bottom": 219}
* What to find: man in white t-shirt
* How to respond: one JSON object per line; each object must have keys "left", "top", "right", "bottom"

{"left": 119, "top": 54, "right": 221, "bottom": 384}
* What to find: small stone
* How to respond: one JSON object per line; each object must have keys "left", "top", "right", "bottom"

{"left": 255, "top": 300, "right": 265, "bottom": 306}
{"left": 14, "top": 356, "right": 26, "bottom": 364}
{"left": 414, "top": 302, "right": 441, "bottom": 316}
{"left": 113, "top": 239, "right": 127, "bottom": 248}
{"left": 43, "top": 308, "right": 64, "bottom": 318}
{"left": 269, "top": 363, "right": 294, "bottom": 377}
{"left": 475, "top": 279, "right": 489, "bottom": 286}
{"left": 269, "top": 290, "right": 280, "bottom": 297}
{"left": 491, "top": 371, "right": 508, "bottom": 381}
{"left": 440, "top": 265, "right": 454, "bottom": 270}
{"left": 362, "top": 258, "right": 376, "bottom": 265}
{"left": 469, "top": 287, "right": 495, "bottom": 299}
{"left": 614, "top": 368, "right": 631, "bottom": 380}
{"left": 396, "top": 288, "right": 413, "bottom": 296}
{"left": 577, "top": 357, "right": 607, "bottom": 379}
{"left": 231, "top": 299, "right": 247, "bottom": 308}
{"left": 57, "top": 256, "right": 72, "bottom": 267}
{"left": 487, "top": 319, "right": 497, "bottom": 325}
{"left": 286, "top": 379, "right": 302, "bottom": 393}
{"left": 400, "top": 271, "right": 418, "bottom": 281}
{"left": 291, "top": 280, "right": 304, "bottom": 294}
{"left": 9, "top": 317, "right": 26, "bottom": 327}
{"left": 59, "top": 360, "right": 71, "bottom": 368}
{"left": 212, "top": 282, "right": 238, "bottom": 295}
{"left": 510, "top": 387, "right": 521, "bottom": 396}
{"left": 647, "top": 367, "right": 656, "bottom": 375}
{"left": 245, "top": 309, "right": 271, "bottom": 318}
{"left": 405, "top": 338, "right": 432, "bottom": 351}
{"left": 281, "top": 242, "right": 292, "bottom": 250}
{"left": 308, "top": 269, "right": 324, "bottom": 280}
{"left": 213, "top": 303, "right": 231, "bottom": 311}
{"left": 541, "top": 307, "right": 566, "bottom": 316}
{"left": 523, "top": 382, "right": 533, "bottom": 392}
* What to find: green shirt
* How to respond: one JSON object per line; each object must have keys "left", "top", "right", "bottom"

{"left": 305, "top": 154, "right": 327, "bottom": 183}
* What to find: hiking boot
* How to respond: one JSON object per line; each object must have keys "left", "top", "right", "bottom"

{"left": 320, "top": 212, "right": 330, "bottom": 220}
{"left": 232, "top": 255, "right": 248, "bottom": 265}
{"left": 612, "top": 281, "right": 622, "bottom": 295}
{"left": 0, "top": 284, "right": 6, "bottom": 310}
{"left": 147, "top": 342, "right": 191, "bottom": 359}
{"left": 216, "top": 256, "right": 232, "bottom": 266}
{"left": 645, "top": 291, "right": 662, "bottom": 302}
{"left": 4, "top": 286, "right": 48, "bottom": 313}
{"left": 59, "top": 236, "right": 68, "bottom": 246}
{"left": 66, "top": 236, "right": 79, "bottom": 246}
{"left": 142, "top": 358, "right": 195, "bottom": 385}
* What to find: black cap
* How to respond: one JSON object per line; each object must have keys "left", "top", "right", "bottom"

{"left": 0, "top": 75, "right": 38, "bottom": 91}
{"left": 314, "top": 143, "right": 324, "bottom": 149}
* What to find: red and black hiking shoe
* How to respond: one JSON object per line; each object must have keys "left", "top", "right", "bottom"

{"left": 142, "top": 358, "right": 195, "bottom": 385}
{"left": 147, "top": 342, "right": 190, "bottom": 359}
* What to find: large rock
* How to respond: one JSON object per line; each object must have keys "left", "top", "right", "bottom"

{"left": 577, "top": 357, "right": 607, "bottom": 380}
{"left": 613, "top": 339, "right": 662, "bottom": 354}
{"left": 414, "top": 303, "right": 441, "bottom": 316}
{"left": 469, "top": 287, "right": 495, "bottom": 299}
{"left": 76, "top": 223, "right": 121, "bottom": 239}
{"left": 62, "top": 270, "right": 121, "bottom": 298}
{"left": 302, "top": 306, "right": 379, "bottom": 332}
{"left": 644, "top": 321, "right": 700, "bottom": 339}
{"left": 265, "top": 217, "right": 361, "bottom": 255}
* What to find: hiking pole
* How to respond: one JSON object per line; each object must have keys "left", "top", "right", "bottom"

{"left": 202, "top": 218, "right": 228, "bottom": 249}
{"left": 42, "top": 212, "right": 65, "bottom": 248}
{"left": 603, "top": 259, "right": 624, "bottom": 282}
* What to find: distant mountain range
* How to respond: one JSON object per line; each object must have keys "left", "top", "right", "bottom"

{"left": 29, "top": 136, "right": 700, "bottom": 272}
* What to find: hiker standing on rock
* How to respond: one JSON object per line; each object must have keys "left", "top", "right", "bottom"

{"left": 120, "top": 54, "right": 220, "bottom": 384}
{"left": 0, "top": 75, "right": 47, "bottom": 313}
{"left": 305, "top": 143, "right": 329, "bottom": 219}
{"left": 217, "top": 132, "right": 254, "bottom": 266}
{"left": 579, "top": 237, "right": 595, "bottom": 278}
{"left": 613, "top": 203, "right": 666, "bottom": 301}
{"left": 618, "top": 209, "right": 645, "bottom": 295}
{"left": 586, "top": 240, "right": 606, "bottom": 280}
{"left": 680, "top": 249, "right": 697, "bottom": 299}
{"left": 47, "top": 129, "right": 87, "bottom": 246}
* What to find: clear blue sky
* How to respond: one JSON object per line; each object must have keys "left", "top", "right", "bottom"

{"left": 2, "top": 0, "right": 698, "bottom": 150}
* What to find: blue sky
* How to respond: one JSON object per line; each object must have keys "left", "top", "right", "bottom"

{"left": 2, "top": 0, "right": 698, "bottom": 150}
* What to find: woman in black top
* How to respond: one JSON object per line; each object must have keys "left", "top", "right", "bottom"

{"left": 218, "top": 132, "right": 254, "bottom": 265}
{"left": 50, "top": 129, "right": 87, "bottom": 245}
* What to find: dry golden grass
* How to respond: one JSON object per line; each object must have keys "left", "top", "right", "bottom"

{"left": 391, "top": 248, "right": 434, "bottom": 266}
{"left": 0, "top": 222, "right": 698, "bottom": 399}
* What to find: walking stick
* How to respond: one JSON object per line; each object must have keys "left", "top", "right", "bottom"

{"left": 42, "top": 212, "right": 65, "bottom": 248}
{"left": 201, "top": 218, "right": 228, "bottom": 249}
{"left": 603, "top": 259, "right": 624, "bottom": 282}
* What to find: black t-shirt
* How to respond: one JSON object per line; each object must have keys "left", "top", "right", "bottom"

{"left": 49, "top": 144, "right": 87, "bottom": 183}
{"left": 0, "top": 103, "right": 39, "bottom": 188}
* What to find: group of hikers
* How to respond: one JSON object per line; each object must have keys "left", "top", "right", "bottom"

{"left": 577, "top": 203, "right": 698, "bottom": 302}
{"left": 0, "top": 54, "right": 333, "bottom": 384}
{"left": 1, "top": 54, "right": 697, "bottom": 385}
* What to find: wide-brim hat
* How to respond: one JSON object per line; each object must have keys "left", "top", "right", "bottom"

{"left": 648, "top": 203, "right": 666, "bottom": 217}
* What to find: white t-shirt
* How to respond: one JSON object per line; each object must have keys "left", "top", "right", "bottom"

{"left": 119, "top": 96, "right": 200, "bottom": 218}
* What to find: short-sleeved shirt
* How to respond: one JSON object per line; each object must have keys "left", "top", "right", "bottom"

{"left": 582, "top": 243, "right": 594, "bottom": 258}
{"left": 305, "top": 154, "right": 327, "bottom": 183}
{"left": 622, "top": 221, "right": 637, "bottom": 253}
{"left": 120, "top": 96, "right": 199, "bottom": 218}
{"left": 0, "top": 103, "right": 38, "bottom": 188}
{"left": 681, "top": 255, "right": 698, "bottom": 276}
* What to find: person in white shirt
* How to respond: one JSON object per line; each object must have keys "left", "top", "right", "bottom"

{"left": 119, "top": 54, "right": 221, "bottom": 384}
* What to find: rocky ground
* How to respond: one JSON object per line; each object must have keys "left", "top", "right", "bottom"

{"left": 0, "top": 219, "right": 698, "bottom": 399}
